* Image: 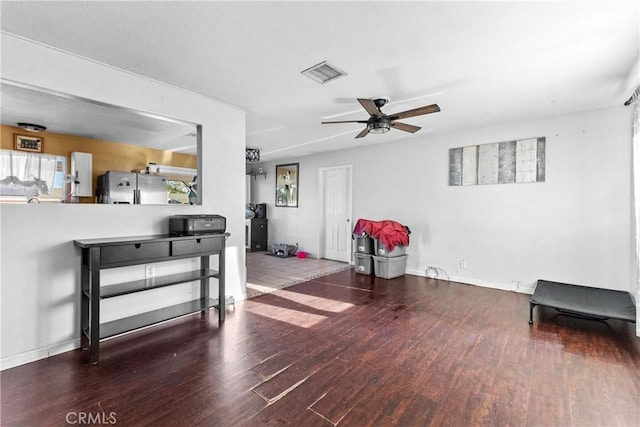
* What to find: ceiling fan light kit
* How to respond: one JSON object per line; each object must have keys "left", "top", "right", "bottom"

{"left": 321, "top": 98, "right": 440, "bottom": 138}
{"left": 367, "top": 117, "right": 391, "bottom": 134}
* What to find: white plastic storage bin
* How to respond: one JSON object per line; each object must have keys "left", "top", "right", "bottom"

{"left": 353, "top": 252, "right": 374, "bottom": 275}
{"left": 353, "top": 233, "right": 374, "bottom": 254}
{"left": 374, "top": 240, "right": 407, "bottom": 257}
{"left": 373, "top": 254, "right": 408, "bottom": 279}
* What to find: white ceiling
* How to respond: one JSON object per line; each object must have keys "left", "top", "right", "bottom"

{"left": 1, "top": 1, "right": 638, "bottom": 162}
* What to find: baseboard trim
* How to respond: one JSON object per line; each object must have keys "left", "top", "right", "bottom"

{"left": 406, "top": 268, "right": 535, "bottom": 295}
{"left": 1, "top": 338, "right": 80, "bottom": 371}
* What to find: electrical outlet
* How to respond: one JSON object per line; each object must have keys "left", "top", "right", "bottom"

{"left": 459, "top": 259, "right": 467, "bottom": 269}
{"left": 146, "top": 265, "right": 155, "bottom": 278}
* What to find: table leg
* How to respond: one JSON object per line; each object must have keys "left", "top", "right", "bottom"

{"left": 219, "top": 247, "right": 226, "bottom": 323}
{"left": 88, "top": 247, "right": 101, "bottom": 364}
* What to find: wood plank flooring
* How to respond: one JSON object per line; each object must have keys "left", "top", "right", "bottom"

{"left": 2, "top": 270, "right": 639, "bottom": 426}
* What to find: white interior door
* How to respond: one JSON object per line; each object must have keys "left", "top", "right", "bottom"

{"left": 319, "top": 165, "right": 352, "bottom": 263}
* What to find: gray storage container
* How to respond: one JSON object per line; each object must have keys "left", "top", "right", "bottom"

{"left": 373, "top": 254, "right": 408, "bottom": 279}
{"left": 374, "top": 240, "right": 407, "bottom": 257}
{"left": 271, "top": 243, "right": 297, "bottom": 257}
{"left": 353, "top": 252, "right": 374, "bottom": 275}
{"left": 353, "top": 233, "right": 374, "bottom": 254}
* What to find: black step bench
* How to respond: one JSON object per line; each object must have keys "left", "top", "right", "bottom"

{"left": 529, "top": 279, "right": 636, "bottom": 324}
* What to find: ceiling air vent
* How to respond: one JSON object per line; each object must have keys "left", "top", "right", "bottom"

{"left": 301, "top": 61, "right": 347, "bottom": 84}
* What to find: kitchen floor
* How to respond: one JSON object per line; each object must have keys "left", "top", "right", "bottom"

{"left": 245, "top": 251, "right": 350, "bottom": 299}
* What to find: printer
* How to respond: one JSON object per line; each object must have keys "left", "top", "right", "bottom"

{"left": 169, "top": 214, "right": 226, "bottom": 236}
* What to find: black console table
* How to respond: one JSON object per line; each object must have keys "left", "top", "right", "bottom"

{"left": 73, "top": 233, "right": 229, "bottom": 364}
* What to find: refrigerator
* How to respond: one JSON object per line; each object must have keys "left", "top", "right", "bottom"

{"left": 97, "top": 171, "right": 168, "bottom": 204}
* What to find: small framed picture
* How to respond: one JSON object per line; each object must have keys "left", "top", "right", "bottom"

{"left": 275, "top": 163, "right": 299, "bottom": 207}
{"left": 14, "top": 134, "right": 44, "bottom": 153}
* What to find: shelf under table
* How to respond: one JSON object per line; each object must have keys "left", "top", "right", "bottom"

{"left": 100, "top": 269, "right": 219, "bottom": 298}
{"left": 99, "top": 297, "right": 219, "bottom": 339}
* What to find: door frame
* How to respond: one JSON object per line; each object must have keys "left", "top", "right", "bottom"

{"left": 317, "top": 164, "right": 353, "bottom": 263}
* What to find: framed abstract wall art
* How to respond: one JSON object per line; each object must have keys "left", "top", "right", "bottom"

{"left": 449, "top": 137, "right": 545, "bottom": 186}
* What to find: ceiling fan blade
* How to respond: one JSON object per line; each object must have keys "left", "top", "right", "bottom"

{"left": 388, "top": 104, "right": 440, "bottom": 120}
{"left": 321, "top": 120, "right": 368, "bottom": 124}
{"left": 391, "top": 121, "right": 421, "bottom": 133}
{"left": 355, "top": 128, "right": 369, "bottom": 138}
{"left": 357, "top": 98, "right": 383, "bottom": 118}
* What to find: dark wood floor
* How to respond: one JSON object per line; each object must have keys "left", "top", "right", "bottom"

{"left": 2, "top": 270, "right": 639, "bottom": 426}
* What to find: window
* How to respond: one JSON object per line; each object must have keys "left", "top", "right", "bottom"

{"left": 167, "top": 179, "right": 195, "bottom": 204}
{"left": 0, "top": 149, "right": 67, "bottom": 203}
{"left": 147, "top": 163, "right": 197, "bottom": 205}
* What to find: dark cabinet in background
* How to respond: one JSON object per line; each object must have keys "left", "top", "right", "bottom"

{"left": 246, "top": 218, "right": 268, "bottom": 251}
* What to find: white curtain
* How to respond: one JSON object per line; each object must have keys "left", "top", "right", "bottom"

{"left": 633, "top": 101, "right": 640, "bottom": 334}
{"left": 0, "top": 150, "right": 57, "bottom": 196}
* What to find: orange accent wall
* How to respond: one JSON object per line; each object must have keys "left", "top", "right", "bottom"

{"left": 1, "top": 125, "right": 196, "bottom": 202}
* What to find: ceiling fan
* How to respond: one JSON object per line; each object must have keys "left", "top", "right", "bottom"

{"left": 321, "top": 98, "right": 440, "bottom": 138}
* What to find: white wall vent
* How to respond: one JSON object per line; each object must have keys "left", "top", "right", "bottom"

{"left": 301, "top": 61, "right": 347, "bottom": 84}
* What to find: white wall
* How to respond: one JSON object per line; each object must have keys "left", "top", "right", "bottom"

{"left": 632, "top": 102, "right": 640, "bottom": 337}
{"left": 0, "top": 34, "right": 246, "bottom": 369}
{"left": 254, "top": 106, "right": 633, "bottom": 297}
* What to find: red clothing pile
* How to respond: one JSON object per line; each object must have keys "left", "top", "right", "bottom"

{"left": 352, "top": 219, "right": 410, "bottom": 252}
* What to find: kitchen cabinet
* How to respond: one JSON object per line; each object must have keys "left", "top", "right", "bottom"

{"left": 70, "top": 151, "right": 93, "bottom": 197}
